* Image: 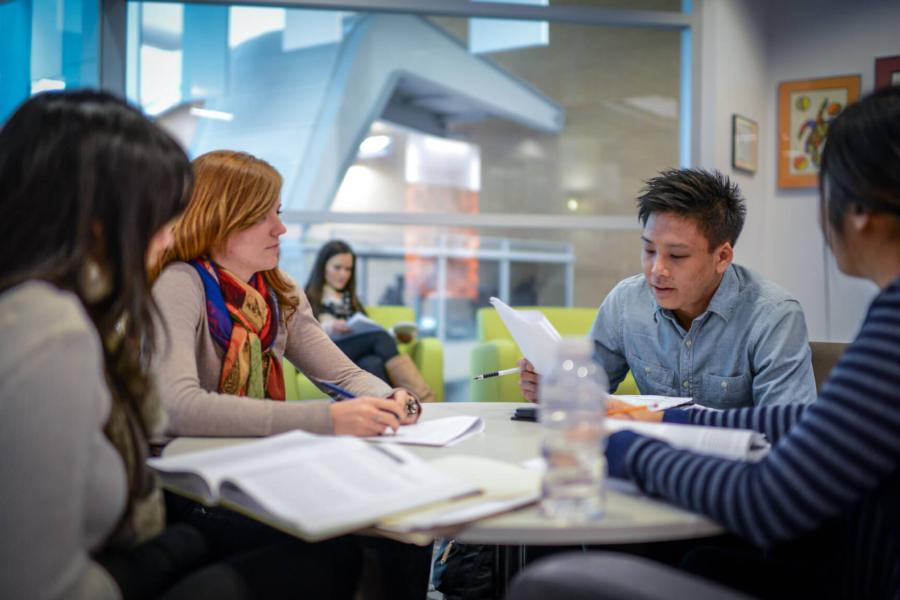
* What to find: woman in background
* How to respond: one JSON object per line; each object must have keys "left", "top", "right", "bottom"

{"left": 0, "top": 91, "right": 357, "bottom": 599}
{"left": 305, "top": 239, "right": 435, "bottom": 403}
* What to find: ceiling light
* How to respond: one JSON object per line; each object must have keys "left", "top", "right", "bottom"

{"left": 189, "top": 107, "right": 234, "bottom": 122}
{"left": 358, "top": 135, "right": 392, "bottom": 158}
{"left": 31, "top": 78, "right": 66, "bottom": 94}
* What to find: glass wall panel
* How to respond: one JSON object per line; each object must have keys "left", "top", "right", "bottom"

{"left": 0, "top": 0, "right": 99, "bottom": 123}
{"left": 127, "top": 2, "right": 682, "bottom": 396}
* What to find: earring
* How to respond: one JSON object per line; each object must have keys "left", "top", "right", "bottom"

{"left": 79, "top": 258, "right": 113, "bottom": 303}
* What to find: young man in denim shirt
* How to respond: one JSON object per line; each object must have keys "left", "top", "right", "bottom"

{"left": 520, "top": 168, "right": 817, "bottom": 408}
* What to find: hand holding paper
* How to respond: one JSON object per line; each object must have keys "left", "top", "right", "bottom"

{"left": 489, "top": 297, "right": 561, "bottom": 375}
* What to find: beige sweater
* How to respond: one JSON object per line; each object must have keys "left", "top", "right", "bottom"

{"left": 0, "top": 281, "right": 124, "bottom": 599}
{"left": 152, "top": 263, "right": 393, "bottom": 436}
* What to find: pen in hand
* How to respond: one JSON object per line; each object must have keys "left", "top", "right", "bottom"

{"left": 314, "top": 379, "right": 401, "bottom": 435}
{"left": 315, "top": 379, "right": 356, "bottom": 400}
{"left": 472, "top": 367, "right": 521, "bottom": 381}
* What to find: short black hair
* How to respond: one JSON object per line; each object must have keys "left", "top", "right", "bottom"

{"left": 637, "top": 168, "right": 747, "bottom": 250}
{"left": 820, "top": 86, "right": 900, "bottom": 232}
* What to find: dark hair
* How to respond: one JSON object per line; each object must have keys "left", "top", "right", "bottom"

{"left": 820, "top": 86, "right": 900, "bottom": 232}
{"left": 304, "top": 239, "right": 365, "bottom": 318}
{"left": 0, "top": 90, "right": 191, "bottom": 529}
{"left": 637, "top": 168, "right": 747, "bottom": 250}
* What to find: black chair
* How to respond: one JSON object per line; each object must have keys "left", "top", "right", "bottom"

{"left": 505, "top": 552, "right": 755, "bottom": 600}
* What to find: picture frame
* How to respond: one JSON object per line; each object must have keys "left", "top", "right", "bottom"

{"left": 875, "top": 55, "right": 900, "bottom": 90}
{"left": 778, "top": 75, "right": 860, "bottom": 188}
{"left": 731, "top": 114, "right": 758, "bottom": 173}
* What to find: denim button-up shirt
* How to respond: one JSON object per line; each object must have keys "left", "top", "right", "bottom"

{"left": 591, "top": 264, "right": 817, "bottom": 408}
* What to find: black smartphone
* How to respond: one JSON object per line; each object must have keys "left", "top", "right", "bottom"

{"left": 511, "top": 406, "right": 538, "bottom": 422}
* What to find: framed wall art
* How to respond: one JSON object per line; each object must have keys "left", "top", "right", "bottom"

{"left": 875, "top": 55, "right": 900, "bottom": 90}
{"left": 731, "top": 114, "right": 758, "bottom": 173}
{"left": 778, "top": 75, "right": 860, "bottom": 188}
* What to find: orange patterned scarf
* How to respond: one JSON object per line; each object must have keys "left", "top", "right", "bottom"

{"left": 191, "top": 259, "right": 285, "bottom": 400}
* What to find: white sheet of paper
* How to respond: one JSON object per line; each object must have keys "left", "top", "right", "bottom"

{"left": 365, "top": 416, "right": 484, "bottom": 447}
{"left": 610, "top": 395, "right": 693, "bottom": 411}
{"left": 489, "top": 297, "right": 562, "bottom": 374}
{"left": 605, "top": 420, "right": 769, "bottom": 461}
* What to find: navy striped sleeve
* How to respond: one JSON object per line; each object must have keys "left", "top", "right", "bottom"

{"left": 661, "top": 403, "right": 808, "bottom": 445}
{"left": 624, "top": 279, "right": 900, "bottom": 549}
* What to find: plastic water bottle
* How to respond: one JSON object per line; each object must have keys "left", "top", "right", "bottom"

{"left": 539, "top": 337, "right": 609, "bottom": 522}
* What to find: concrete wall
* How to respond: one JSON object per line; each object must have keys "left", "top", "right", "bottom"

{"left": 698, "top": 0, "right": 900, "bottom": 341}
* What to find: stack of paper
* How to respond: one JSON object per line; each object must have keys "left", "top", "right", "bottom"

{"left": 378, "top": 455, "right": 540, "bottom": 533}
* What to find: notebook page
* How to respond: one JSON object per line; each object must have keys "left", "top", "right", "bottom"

{"left": 365, "top": 416, "right": 484, "bottom": 447}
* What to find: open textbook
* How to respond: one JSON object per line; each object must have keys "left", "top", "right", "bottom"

{"left": 148, "top": 431, "right": 477, "bottom": 541}
{"left": 344, "top": 313, "right": 418, "bottom": 339}
{"left": 489, "top": 297, "right": 561, "bottom": 374}
{"left": 605, "top": 420, "right": 770, "bottom": 461}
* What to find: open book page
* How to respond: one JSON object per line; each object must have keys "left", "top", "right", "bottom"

{"left": 489, "top": 297, "right": 562, "bottom": 374}
{"left": 378, "top": 455, "right": 540, "bottom": 533}
{"left": 148, "top": 430, "right": 319, "bottom": 503}
{"left": 345, "top": 312, "right": 387, "bottom": 335}
{"left": 365, "top": 416, "right": 484, "bottom": 447}
{"left": 610, "top": 395, "right": 693, "bottom": 411}
{"left": 149, "top": 432, "right": 477, "bottom": 541}
{"left": 606, "top": 420, "right": 769, "bottom": 461}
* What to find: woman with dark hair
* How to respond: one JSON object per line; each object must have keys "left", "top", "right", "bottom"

{"left": 0, "top": 91, "right": 359, "bottom": 599}
{"left": 549, "top": 86, "right": 900, "bottom": 599}
{"left": 304, "top": 239, "right": 435, "bottom": 403}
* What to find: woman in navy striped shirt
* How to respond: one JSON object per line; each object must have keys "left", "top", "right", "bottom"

{"left": 604, "top": 86, "right": 900, "bottom": 598}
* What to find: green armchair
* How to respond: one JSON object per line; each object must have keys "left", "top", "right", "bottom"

{"left": 469, "top": 306, "right": 638, "bottom": 402}
{"left": 283, "top": 305, "right": 444, "bottom": 402}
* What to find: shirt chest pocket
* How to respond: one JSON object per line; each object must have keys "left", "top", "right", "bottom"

{"left": 627, "top": 353, "right": 677, "bottom": 396}
{"left": 700, "top": 373, "right": 753, "bottom": 409}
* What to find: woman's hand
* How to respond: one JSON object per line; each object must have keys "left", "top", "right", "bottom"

{"left": 331, "top": 320, "right": 352, "bottom": 334}
{"left": 390, "top": 389, "right": 421, "bottom": 425}
{"left": 517, "top": 358, "right": 540, "bottom": 403}
{"left": 329, "top": 397, "right": 404, "bottom": 436}
{"left": 605, "top": 397, "right": 663, "bottom": 423}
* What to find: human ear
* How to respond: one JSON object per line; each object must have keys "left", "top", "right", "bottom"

{"left": 715, "top": 242, "right": 734, "bottom": 274}
{"left": 849, "top": 205, "right": 870, "bottom": 233}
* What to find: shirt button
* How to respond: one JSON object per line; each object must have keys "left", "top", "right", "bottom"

{"left": 685, "top": 339, "right": 692, "bottom": 347}
{"left": 645, "top": 367, "right": 651, "bottom": 374}
{"left": 721, "top": 381, "right": 728, "bottom": 389}
{"left": 682, "top": 381, "right": 689, "bottom": 389}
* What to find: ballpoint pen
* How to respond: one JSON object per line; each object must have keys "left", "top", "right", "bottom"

{"left": 316, "top": 379, "right": 356, "bottom": 400}
{"left": 315, "top": 379, "right": 419, "bottom": 417}
{"left": 472, "top": 367, "right": 521, "bottom": 381}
